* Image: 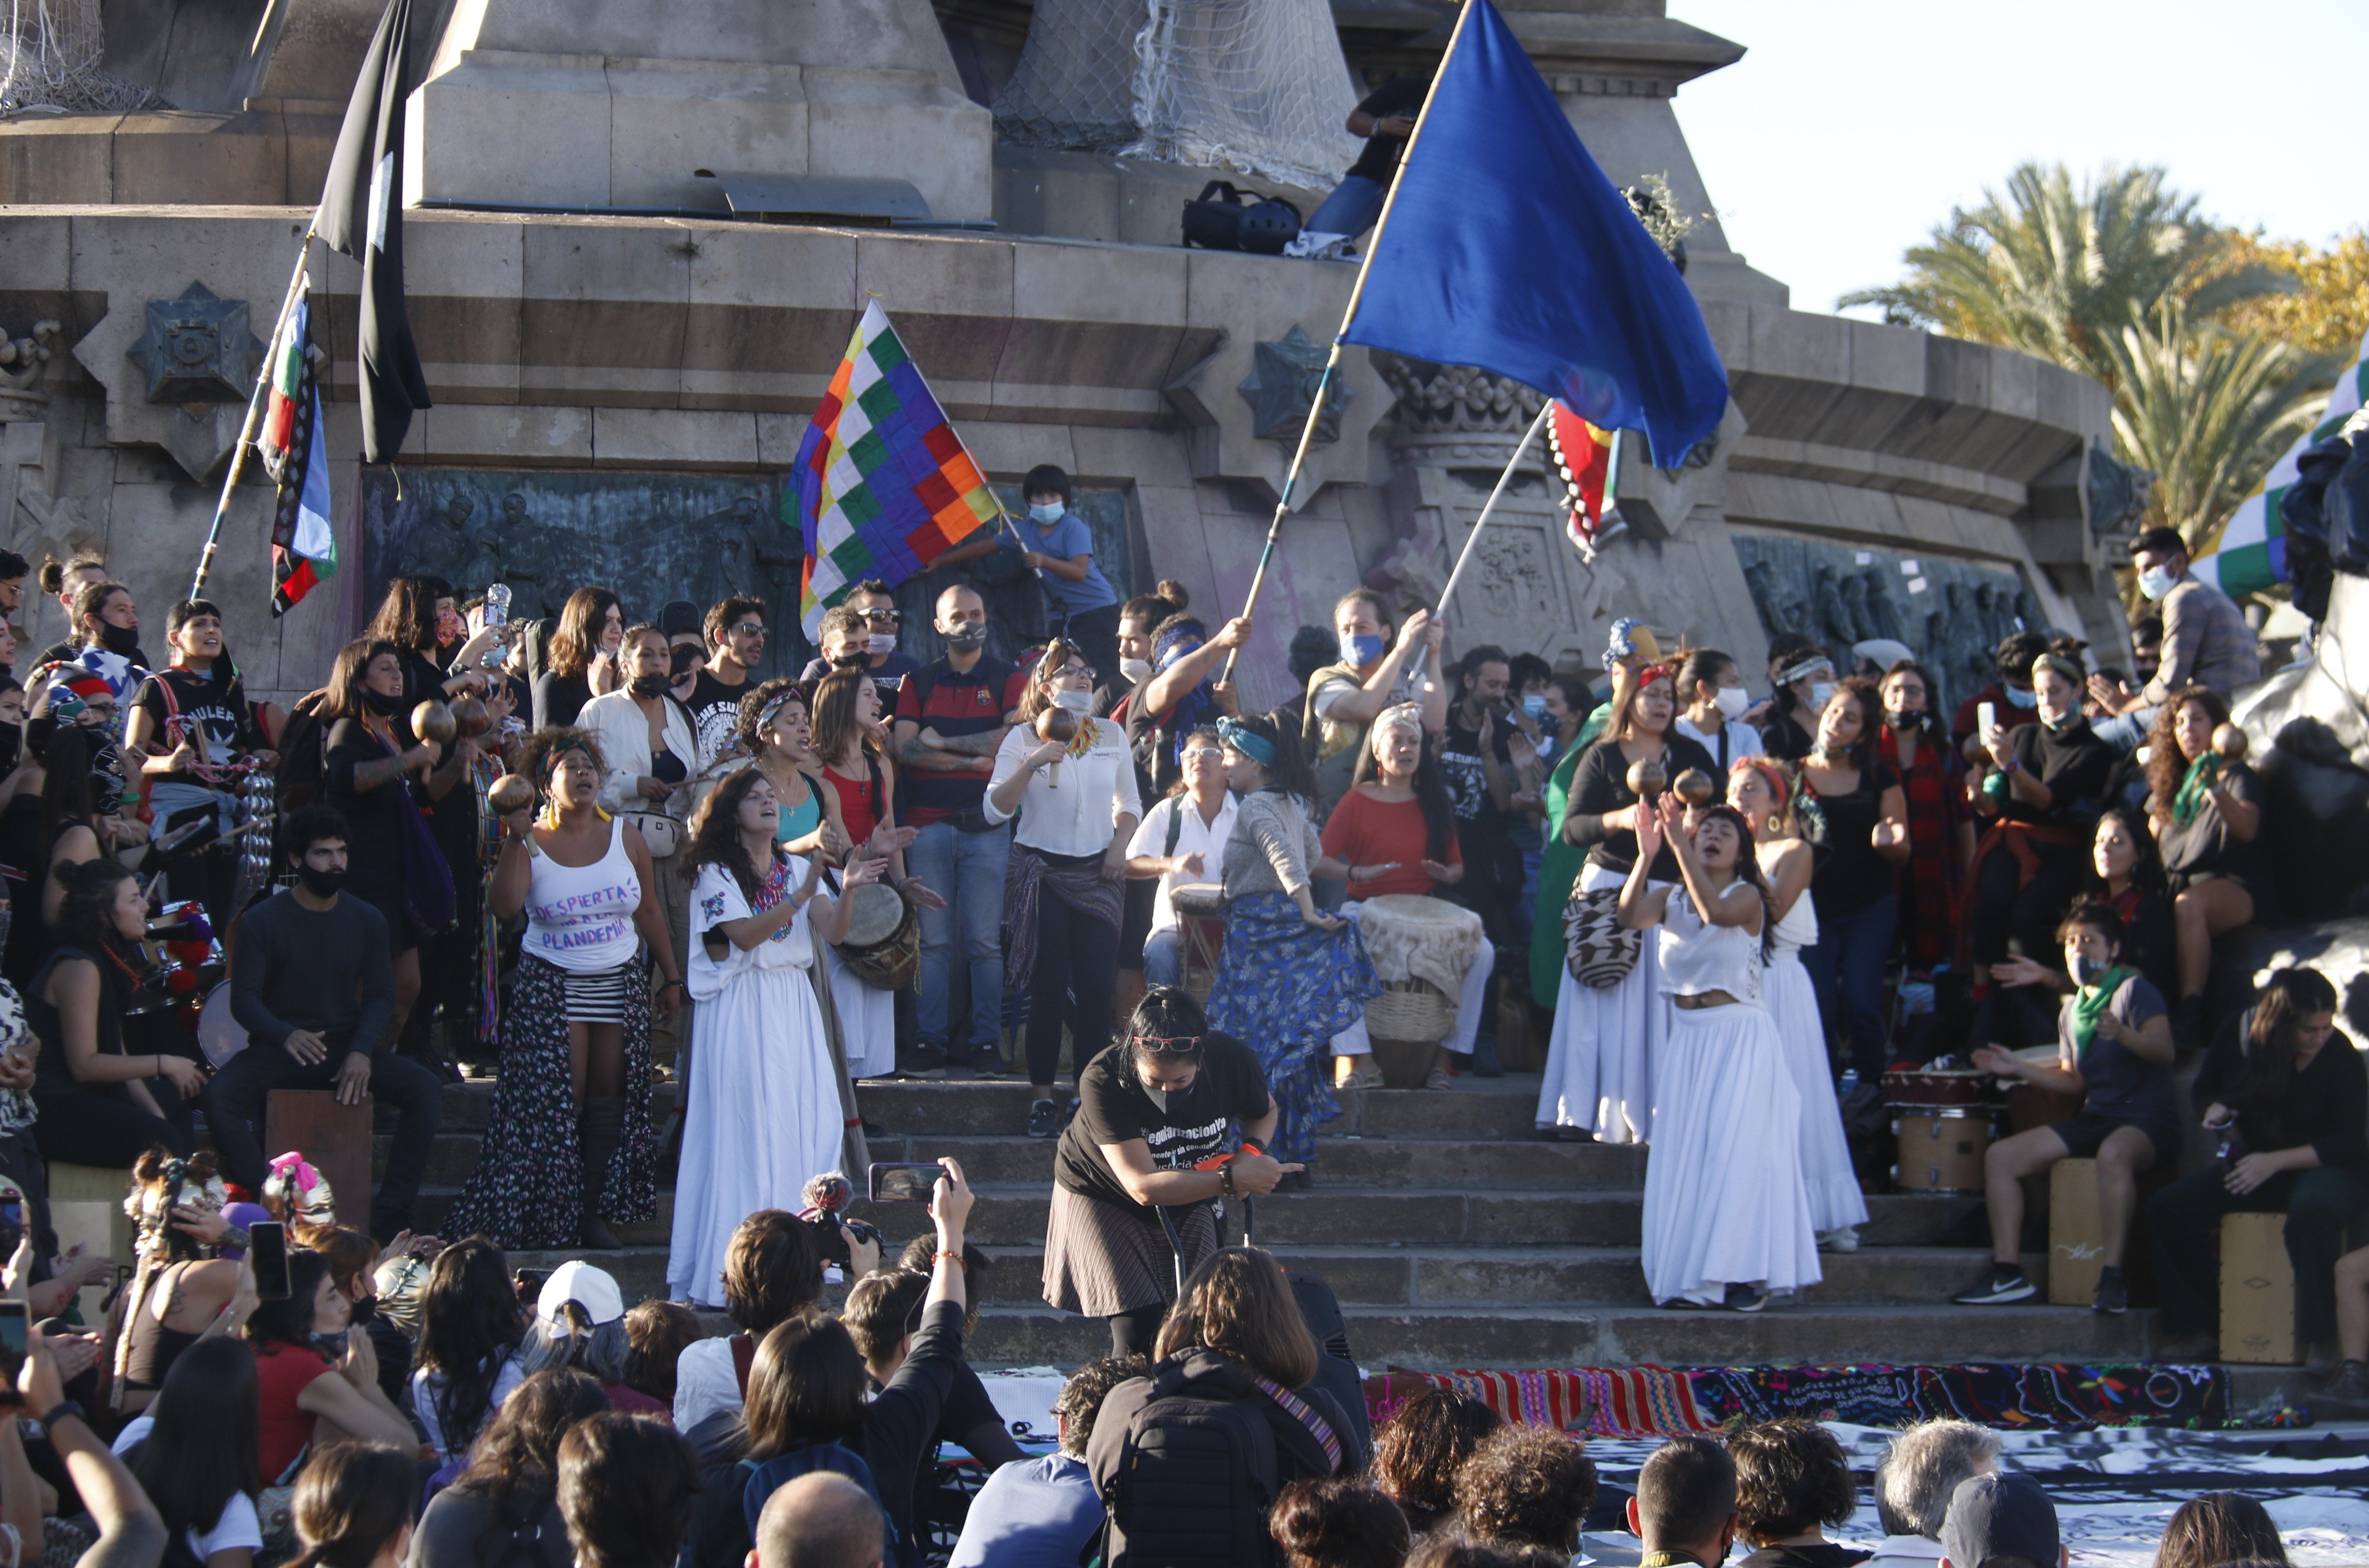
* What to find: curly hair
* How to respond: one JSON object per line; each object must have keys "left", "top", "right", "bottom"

{"left": 2143, "top": 684, "right": 2231, "bottom": 817}
{"left": 1371, "top": 1388, "right": 1504, "bottom": 1531}
{"left": 1456, "top": 1423, "right": 1599, "bottom": 1553}
{"left": 449, "top": 1367, "right": 609, "bottom": 1510}
{"left": 509, "top": 726, "right": 609, "bottom": 804}
{"left": 1271, "top": 1480, "right": 1410, "bottom": 1568}
{"left": 1729, "top": 1418, "right": 1857, "bottom": 1543}
{"left": 736, "top": 678, "right": 805, "bottom": 754}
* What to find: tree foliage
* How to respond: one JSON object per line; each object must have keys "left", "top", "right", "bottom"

{"left": 2219, "top": 228, "right": 2369, "bottom": 361}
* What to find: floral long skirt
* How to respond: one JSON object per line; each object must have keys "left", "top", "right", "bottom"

{"left": 1205, "top": 892, "right": 1381, "bottom": 1164}
{"left": 444, "top": 954, "right": 658, "bottom": 1249}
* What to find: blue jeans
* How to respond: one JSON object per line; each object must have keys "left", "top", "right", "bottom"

{"left": 1308, "top": 174, "right": 1386, "bottom": 238}
{"left": 1142, "top": 926, "right": 1182, "bottom": 989}
{"left": 1800, "top": 892, "right": 1898, "bottom": 1082}
{"left": 908, "top": 818, "right": 1011, "bottom": 1057}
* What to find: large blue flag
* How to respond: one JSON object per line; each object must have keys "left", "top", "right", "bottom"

{"left": 1340, "top": 0, "right": 1728, "bottom": 466}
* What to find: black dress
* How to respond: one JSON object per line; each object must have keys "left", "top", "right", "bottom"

{"left": 324, "top": 716, "right": 419, "bottom": 952}
{"left": 25, "top": 944, "right": 192, "bottom": 1164}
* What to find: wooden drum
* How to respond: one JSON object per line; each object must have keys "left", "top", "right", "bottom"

{"left": 1357, "top": 894, "right": 1482, "bottom": 1089}
{"left": 1893, "top": 1109, "right": 1996, "bottom": 1193}
{"left": 1170, "top": 884, "right": 1227, "bottom": 1005}
{"left": 839, "top": 882, "right": 918, "bottom": 990}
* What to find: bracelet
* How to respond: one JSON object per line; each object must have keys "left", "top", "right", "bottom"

{"left": 1220, "top": 1158, "right": 1237, "bottom": 1198}
{"left": 34, "top": 1401, "right": 84, "bottom": 1434}
{"left": 933, "top": 1251, "right": 967, "bottom": 1271}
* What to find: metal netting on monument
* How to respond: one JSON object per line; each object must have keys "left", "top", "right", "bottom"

{"left": 994, "top": 0, "right": 1365, "bottom": 191}
{"left": 0, "top": 0, "right": 168, "bottom": 114}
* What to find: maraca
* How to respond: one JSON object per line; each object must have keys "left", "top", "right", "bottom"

{"left": 1672, "top": 767, "right": 1716, "bottom": 807}
{"left": 412, "top": 699, "right": 456, "bottom": 747}
{"left": 1625, "top": 757, "right": 1668, "bottom": 800}
{"left": 487, "top": 773, "right": 536, "bottom": 815}
{"left": 1036, "top": 709, "right": 1080, "bottom": 745}
{"left": 450, "top": 695, "right": 491, "bottom": 739}
{"left": 2212, "top": 722, "right": 2249, "bottom": 761}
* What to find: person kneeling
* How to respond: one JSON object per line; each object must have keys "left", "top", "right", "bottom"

{"left": 1957, "top": 902, "right": 2177, "bottom": 1312}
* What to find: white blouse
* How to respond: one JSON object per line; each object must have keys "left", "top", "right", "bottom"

{"left": 578, "top": 688, "right": 698, "bottom": 816}
{"left": 983, "top": 717, "right": 1143, "bottom": 857}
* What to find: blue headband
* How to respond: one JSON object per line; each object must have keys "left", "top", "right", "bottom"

{"left": 1216, "top": 717, "right": 1274, "bottom": 767}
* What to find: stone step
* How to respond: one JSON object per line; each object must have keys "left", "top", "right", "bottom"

{"left": 850, "top": 1077, "right": 1544, "bottom": 1141}
{"left": 409, "top": 1188, "right": 674, "bottom": 1247}
{"left": 958, "top": 1243, "right": 2038, "bottom": 1310}
{"left": 964, "top": 1301, "right": 2158, "bottom": 1371}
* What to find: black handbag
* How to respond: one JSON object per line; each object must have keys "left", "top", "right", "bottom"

{"left": 1181, "top": 181, "right": 1303, "bottom": 256}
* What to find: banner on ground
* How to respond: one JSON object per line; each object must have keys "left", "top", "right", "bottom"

{"left": 792, "top": 301, "right": 1000, "bottom": 636}
{"left": 2192, "top": 327, "right": 2369, "bottom": 598}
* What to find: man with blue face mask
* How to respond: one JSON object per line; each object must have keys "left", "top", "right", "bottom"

{"left": 945, "top": 464, "right": 1121, "bottom": 686}
{"left": 2094, "top": 526, "right": 2259, "bottom": 714}
{"left": 1300, "top": 587, "right": 1446, "bottom": 821}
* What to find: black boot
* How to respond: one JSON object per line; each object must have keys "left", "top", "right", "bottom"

{"left": 577, "top": 1097, "right": 625, "bottom": 1250}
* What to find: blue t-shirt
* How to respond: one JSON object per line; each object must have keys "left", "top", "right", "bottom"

{"left": 2061, "top": 973, "right": 2178, "bottom": 1129}
{"left": 1000, "top": 510, "right": 1119, "bottom": 617}
{"left": 946, "top": 1454, "right": 1102, "bottom": 1568}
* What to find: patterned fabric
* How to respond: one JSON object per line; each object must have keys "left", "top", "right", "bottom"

{"left": 1204, "top": 891, "right": 1379, "bottom": 1163}
{"left": 1002, "top": 841, "right": 1125, "bottom": 993}
{"left": 1563, "top": 884, "right": 1640, "bottom": 987}
{"left": 444, "top": 953, "right": 658, "bottom": 1248}
{"left": 1252, "top": 1372, "right": 1345, "bottom": 1472}
{"left": 1885, "top": 725, "right": 1967, "bottom": 970}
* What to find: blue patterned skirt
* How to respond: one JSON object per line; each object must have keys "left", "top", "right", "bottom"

{"left": 1205, "top": 892, "right": 1381, "bottom": 1163}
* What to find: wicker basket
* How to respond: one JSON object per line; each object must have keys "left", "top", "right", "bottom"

{"left": 1365, "top": 981, "right": 1455, "bottom": 1088}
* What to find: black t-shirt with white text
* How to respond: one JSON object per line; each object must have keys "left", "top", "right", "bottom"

{"left": 133, "top": 667, "right": 261, "bottom": 785}
{"left": 1056, "top": 1032, "right": 1272, "bottom": 1214}
{"left": 683, "top": 669, "right": 753, "bottom": 771}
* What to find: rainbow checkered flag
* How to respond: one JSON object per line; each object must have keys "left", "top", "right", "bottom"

{"left": 2193, "top": 326, "right": 2369, "bottom": 598}
{"left": 792, "top": 301, "right": 1000, "bottom": 635}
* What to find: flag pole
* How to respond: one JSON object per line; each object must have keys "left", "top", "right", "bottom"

{"left": 1218, "top": 0, "right": 1480, "bottom": 685}
{"left": 1432, "top": 398, "right": 1552, "bottom": 618}
{"left": 190, "top": 229, "right": 315, "bottom": 601}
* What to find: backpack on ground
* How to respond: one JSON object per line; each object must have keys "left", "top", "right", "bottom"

{"left": 1099, "top": 1355, "right": 1282, "bottom": 1568}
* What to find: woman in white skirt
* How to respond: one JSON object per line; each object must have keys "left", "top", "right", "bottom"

{"left": 1535, "top": 660, "right": 1715, "bottom": 1142}
{"left": 665, "top": 766, "right": 883, "bottom": 1306}
{"left": 1623, "top": 793, "right": 1821, "bottom": 1311}
{"left": 1729, "top": 758, "right": 1869, "bottom": 1251}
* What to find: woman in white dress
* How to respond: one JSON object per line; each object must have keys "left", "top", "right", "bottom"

{"left": 1729, "top": 758, "right": 1869, "bottom": 1251}
{"left": 1534, "top": 661, "right": 1716, "bottom": 1142}
{"left": 1623, "top": 792, "right": 1820, "bottom": 1311}
{"left": 665, "top": 766, "right": 883, "bottom": 1306}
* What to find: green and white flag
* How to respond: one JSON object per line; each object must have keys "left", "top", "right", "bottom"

{"left": 2192, "top": 327, "right": 2369, "bottom": 598}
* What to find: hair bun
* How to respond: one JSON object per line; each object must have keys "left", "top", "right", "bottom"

{"left": 1157, "top": 581, "right": 1189, "bottom": 610}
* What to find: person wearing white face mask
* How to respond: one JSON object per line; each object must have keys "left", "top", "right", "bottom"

{"left": 987, "top": 640, "right": 1143, "bottom": 1136}
{"left": 1672, "top": 648, "right": 1765, "bottom": 773}
{"left": 2091, "top": 526, "right": 2260, "bottom": 713}
{"left": 1756, "top": 635, "right": 1832, "bottom": 763}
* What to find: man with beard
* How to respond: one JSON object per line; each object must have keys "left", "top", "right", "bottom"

{"left": 201, "top": 803, "right": 442, "bottom": 1241}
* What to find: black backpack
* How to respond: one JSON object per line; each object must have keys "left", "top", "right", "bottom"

{"left": 1180, "top": 181, "right": 1303, "bottom": 256}
{"left": 273, "top": 688, "right": 333, "bottom": 814}
{"left": 1099, "top": 1356, "right": 1282, "bottom": 1568}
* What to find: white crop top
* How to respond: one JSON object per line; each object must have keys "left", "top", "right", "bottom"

{"left": 1767, "top": 890, "right": 1817, "bottom": 959}
{"left": 522, "top": 816, "right": 643, "bottom": 973}
{"left": 1657, "top": 884, "right": 1763, "bottom": 1006}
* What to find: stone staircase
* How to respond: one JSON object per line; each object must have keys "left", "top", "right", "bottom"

{"left": 390, "top": 1070, "right": 2165, "bottom": 1373}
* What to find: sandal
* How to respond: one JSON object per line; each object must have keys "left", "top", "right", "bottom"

{"left": 1340, "top": 1063, "right": 1385, "bottom": 1091}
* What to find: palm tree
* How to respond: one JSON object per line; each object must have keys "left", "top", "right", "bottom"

{"left": 2103, "top": 300, "right": 2337, "bottom": 554}
{"left": 1839, "top": 162, "right": 2291, "bottom": 387}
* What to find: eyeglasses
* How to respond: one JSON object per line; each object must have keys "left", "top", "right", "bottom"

{"left": 1132, "top": 1033, "right": 1202, "bottom": 1055}
{"left": 1054, "top": 664, "right": 1096, "bottom": 683}
{"left": 1183, "top": 746, "right": 1224, "bottom": 762}
{"left": 860, "top": 609, "right": 901, "bottom": 624}
{"left": 731, "top": 623, "right": 767, "bottom": 638}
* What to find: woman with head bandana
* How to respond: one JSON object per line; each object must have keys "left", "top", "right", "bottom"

{"left": 1968, "top": 651, "right": 2117, "bottom": 998}
{"left": 445, "top": 726, "right": 681, "bottom": 1251}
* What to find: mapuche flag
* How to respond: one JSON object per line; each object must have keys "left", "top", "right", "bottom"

{"left": 263, "top": 294, "right": 337, "bottom": 616}
{"left": 315, "top": 0, "right": 430, "bottom": 465}
{"left": 1339, "top": 0, "right": 1727, "bottom": 467}
{"left": 791, "top": 301, "right": 1000, "bottom": 635}
{"left": 1547, "top": 402, "right": 1624, "bottom": 561}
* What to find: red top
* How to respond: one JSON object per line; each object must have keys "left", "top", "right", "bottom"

{"left": 1320, "top": 788, "right": 1460, "bottom": 901}
{"left": 602, "top": 1381, "right": 672, "bottom": 1421}
{"left": 255, "top": 1341, "right": 335, "bottom": 1483}
{"left": 825, "top": 760, "right": 885, "bottom": 846}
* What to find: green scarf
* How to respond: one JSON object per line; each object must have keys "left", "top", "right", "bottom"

{"left": 2070, "top": 965, "right": 2139, "bottom": 1058}
{"left": 2170, "top": 752, "right": 2220, "bottom": 826}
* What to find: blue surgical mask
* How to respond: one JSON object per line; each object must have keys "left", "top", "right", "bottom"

{"left": 2138, "top": 566, "right": 2175, "bottom": 602}
{"left": 1028, "top": 501, "right": 1064, "bottom": 525}
{"left": 1340, "top": 632, "right": 1386, "bottom": 667}
{"left": 1521, "top": 694, "right": 1548, "bottom": 722}
{"left": 2006, "top": 684, "right": 2038, "bottom": 710}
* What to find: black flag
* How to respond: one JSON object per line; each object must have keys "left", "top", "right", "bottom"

{"left": 316, "top": 0, "right": 431, "bottom": 465}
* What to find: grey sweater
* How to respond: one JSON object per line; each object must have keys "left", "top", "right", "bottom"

{"left": 1222, "top": 791, "right": 1321, "bottom": 898}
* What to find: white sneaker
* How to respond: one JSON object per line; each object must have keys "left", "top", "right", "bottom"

{"left": 1817, "top": 1226, "right": 1860, "bottom": 1253}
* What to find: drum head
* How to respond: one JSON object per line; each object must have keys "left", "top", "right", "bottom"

{"left": 1170, "top": 883, "right": 1226, "bottom": 918}
{"left": 198, "top": 980, "right": 248, "bottom": 1067}
{"left": 842, "top": 882, "right": 907, "bottom": 947}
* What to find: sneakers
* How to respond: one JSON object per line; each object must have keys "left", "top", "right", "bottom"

{"left": 1724, "top": 1282, "right": 1770, "bottom": 1313}
{"left": 1817, "top": 1226, "right": 1860, "bottom": 1254}
{"left": 2092, "top": 1265, "right": 2129, "bottom": 1315}
{"left": 897, "top": 1045, "right": 948, "bottom": 1077}
{"left": 1026, "top": 1099, "right": 1061, "bottom": 1139}
{"left": 1952, "top": 1264, "right": 2037, "bottom": 1305}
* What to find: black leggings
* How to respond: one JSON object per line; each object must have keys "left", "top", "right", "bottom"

{"left": 1026, "top": 890, "right": 1119, "bottom": 1089}
{"left": 1970, "top": 838, "right": 2085, "bottom": 967}
{"left": 30, "top": 1079, "right": 192, "bottom": 1168}
{"left": 1109, "top": 1302, "right": 1167, "bottom": 1360}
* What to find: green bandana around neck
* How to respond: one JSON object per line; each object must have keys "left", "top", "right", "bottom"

{"left": 2071, "top": 965, "right": 2140, "bottom": 1058}
{"left": 2171, "top": 751, "right": 2220, "bottom": 827}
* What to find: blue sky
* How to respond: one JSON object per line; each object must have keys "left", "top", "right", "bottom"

{"left": 1671, "top": 1, "right": 2369, "bottom": 319}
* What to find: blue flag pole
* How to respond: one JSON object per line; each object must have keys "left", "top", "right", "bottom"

{"left": 1217, "top": 0, "right": 1482, "bottom": 686}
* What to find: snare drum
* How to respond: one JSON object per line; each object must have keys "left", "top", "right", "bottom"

{"left": 1170, "top": 884, "right": 1227, "bottom": 1004}
{"left": 1882, "top": 1066, "right": 2001, "bottom": 1111}
{"left": 837, "top": 881, "right": 917, "bottom": 990}
{"left": 1893, "top": 1109, "right": 1995, "bottom": 1192}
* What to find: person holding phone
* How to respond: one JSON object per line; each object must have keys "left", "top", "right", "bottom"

{"left": 666, "top": 768, "right": 876, "bottom": 1307}
{"left": 204, "top": 805, "right": 443, "bottom": 1242}
{"left": 25, "top": 859, "right": 199, "bottom": 1165}
{"left": 12, "top": 1323, "right": 169, "bottom": 1568}
{"left": 244, "top": 1247, "right": 418, "bottom": 1484}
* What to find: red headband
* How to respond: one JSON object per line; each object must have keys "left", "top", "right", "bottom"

{"left": 1731, "top": 756, "right": 1790, "bottom": 806}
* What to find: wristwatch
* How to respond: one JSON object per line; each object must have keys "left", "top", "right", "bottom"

{"left": 34, "top": 1400, "right": 85, "bottom": 1434}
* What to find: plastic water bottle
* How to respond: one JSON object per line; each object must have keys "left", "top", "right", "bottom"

{"left": 1839, "top": 1067, "right": 1859, "bottom": 1095}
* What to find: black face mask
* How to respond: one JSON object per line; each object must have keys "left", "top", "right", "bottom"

{"left": 297, "top": 865, "right": 345, "bottom": 899}
{"left": 95, "top": 622, "right": 139, "bottom": 658}
{"left": 347, "top": 1293, "right": 377, "bottom": 1326}
{"left": 362, "top": 688, "right": 403, "bottom": 717}
{"left": 942, "top": 623, "right": 988, "bottom": 653}
{"left": 629, "top": 674, "right": 672, "bottom": 699}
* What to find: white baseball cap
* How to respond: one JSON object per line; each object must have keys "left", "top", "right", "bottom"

{"left": 536, "top": 1260, "right": 624, "bottom": 1328}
